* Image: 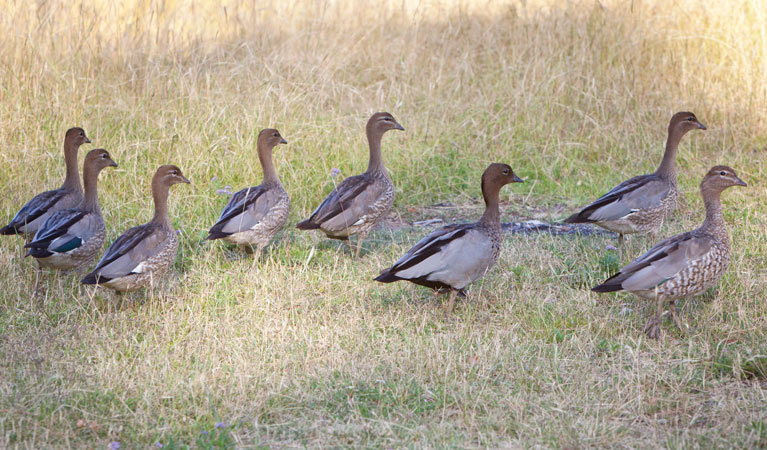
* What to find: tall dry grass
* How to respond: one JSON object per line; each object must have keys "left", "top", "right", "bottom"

{"left": 1, "top": 0, "right": 766, "bottom": 447}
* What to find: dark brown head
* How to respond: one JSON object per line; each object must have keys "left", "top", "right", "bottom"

{"left": 366, "top": 112, "right": 405, "bottom": 136}
{"left": 84, "top": 149, "right": 118, "bottom": 173}
{"left": 152, "top": 165, "right": 191, "bottom": 189}
{"left": 701, "top": 165, "right": 747, "bottom": 196}
{"left": 257, "top": 128, "right": 288, "bottom": 150}
{"left": 668, "top": 111, "right": 706, "bottom": 137}
{"left": 65, "top": 127, "right": 91, "bottom": 147}
{"left": 481, "top": 163, "right": 524, "bottom": 197}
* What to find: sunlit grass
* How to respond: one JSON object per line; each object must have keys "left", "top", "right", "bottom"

{"left": 1, "top": 0, "right": 766, "bottom": 447}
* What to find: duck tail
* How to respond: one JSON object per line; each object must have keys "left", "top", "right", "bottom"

{"left": 296, "top": 219, "right": 320, "bottom": 230}
{"left": 374, "top": 270, "right": 399, "bottom": 283}
{"left": 0, "top": 224, "right": 19, "bottom": 235}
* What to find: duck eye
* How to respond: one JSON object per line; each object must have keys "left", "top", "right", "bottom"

{"left": 503, "top": 169, "right": 509, "bottom": 174}
{"left": 80, "top": 132, "right": 84, "bottom": 136}
{"left": 719, "top": 171, "right": 726, "bottom": 176}
{"left": 273, "top": 133, "right": 279, "bottom": 137}
{"left": 383, "top": 117, "right": 391, "bottom": 121}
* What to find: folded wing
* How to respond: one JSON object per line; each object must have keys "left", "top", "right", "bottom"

{"left": 1, "top": 189, "right": 68, "bottom": 235}
{"left": 83, "top": 224, "right": 167, "bottom": 283}
{"left": 375, "top": 224, "right": 494, "bottom": 290}
{"left": 24, "top": 209, "right": 93, "bottom": 257}
{"left": 297, "top": 175, "right": 385, "bottom": 232}
{"left": 592, "top": 231, "right": 712, "bottom": 292}
{"left": 207, "top": 185, "right": 277, "bottom": 239}
{"left": 566, "top": 174, "right": 670, "bottom": 223}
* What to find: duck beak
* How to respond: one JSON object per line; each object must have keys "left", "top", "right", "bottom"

{"left": 110, "top": 161, "right": 118, "bottom": 167}
{"left": 393, "top": 122, "right": 405, "bottom": 131}
{"left": 84, "top": 137, "right": 92, "bottom": 143}
{"left": 513, "top": 174, "right": 524, "bottom": 183}
{"left": 280, "top": 138, "right": 288, "bottom": 144}
{"left": 181, "top": 176, "right": 191, "bottom": 184}
{"left": 733, "top": 176, "right": 747, "bottom": 187}
{"left": 695, "top": 121, "right": 707, "bottom": 130}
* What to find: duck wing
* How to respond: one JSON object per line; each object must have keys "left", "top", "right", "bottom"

{"left": 565, "top": 174, "right": 670, "bottom": 223}
{"left": 82, "top": 223, "right": 168, "bottom": 283}
{"left": 592, "top": 229, "right": 712, "bottom": 293}
{"left": 24, "top": 209, "right": 98, "bottom": 257}
{"left": 1, "top": 188, "right": 69, "bottom": 235}
{"left": 296, "top": 174, "right": 386, "bottom": 232}
{"left": 375, "top": 223, "right": 495, "bottom": 290}
{"left": 207, "top": 185, "right": 281, "bottom": 239}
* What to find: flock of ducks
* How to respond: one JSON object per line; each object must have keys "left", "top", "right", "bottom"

{"left": 2, "top": 112, "right": 746, "bottom": 338}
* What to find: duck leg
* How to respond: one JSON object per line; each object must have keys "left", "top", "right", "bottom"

{"left": 443, "top": 289, "right": 458, "bottom": 314}
{"left": 643, "top": 294, "right": 665, "bottom": 339}
{"left": 669, "top": 300, "right": 687, "bottom": 332}
{"left": 617, "top": 233, "right": 625, "bottom": 260}
{"left": 354, "top": 234, "right": 366, "bottom": 258}
{"left": 31, "top": 260, "right": 43, "bottom": 298}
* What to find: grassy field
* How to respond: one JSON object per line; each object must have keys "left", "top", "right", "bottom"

{"left": 1, "top": 0, "right": 767, "bottom": 447}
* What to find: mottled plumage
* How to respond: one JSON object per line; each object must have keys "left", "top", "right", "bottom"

{"left": 297, "top": 112, "right": 404, "bottom": 257}
{"left": 1, "top": 127, "right": 90, "bottom": 238}
{"left": 24, "top": 149, "right": 117, "bottom": 270}
{"left": 375, "top": 163, "right": 524, "bottom": 312}
{"left": 207, "top": 129, "right": 289, "bottom": 256}
{"left": 82, "top": 165, "right": 190, "bottom": 292}
{"left": 565, "top": 112, "right": 706, "bottom": 247}
{"left": 592, "top": 166, "right": 747, "bottom": 339}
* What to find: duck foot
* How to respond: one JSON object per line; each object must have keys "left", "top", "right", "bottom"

{"left": 643, "top": 315, "right": 661, "bottom": 339}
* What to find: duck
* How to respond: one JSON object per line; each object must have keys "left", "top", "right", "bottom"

{"left": 592, "top": 166, "right": 746, "bottom": 339}
{"left": 375, "top": 163, "right": 524, "bottom": 312}
{"left": 296, "top": 112, "right": 404, "bottom": 257}
{"left": 1, "top": 127, "right": 91, "bottom": 239}
{"left": 81, "top": 165, "right": 190, "bottom": 292}
{"left": 564, "top": 112, "right": 706, "bottom": 251}
{"left": 206, "top": 128, "right": 289, "bottom": 257}
{"left": 24, "top": 149, "right": 117, "bottom": 270}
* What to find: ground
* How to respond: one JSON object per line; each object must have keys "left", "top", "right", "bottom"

{"left": 1, "top": 0, "right": 766, "bottom": 448}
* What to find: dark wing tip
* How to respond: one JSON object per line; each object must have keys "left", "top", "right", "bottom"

{"left": 564, "top": 211, "right": 592, "bottom": 224}
{"left": 82, "top": 272, "right": 110, "bottom": 285}
{"left": 0, "top": 225, "right": 19, "bottom": 235}
{"left": 205, "top": 224, "right": 228, "bottom": 241}
{"left": 296, "top": 220, "right": 320, "bottom": 230}
{"left": 27, "top": 247, "right": 52, "bottom": 259}
{"left": 374, "top": 271, "right": 399, "bottom": 283}
{"left": 591, "top": 283, "right": 623, "bottom": 293}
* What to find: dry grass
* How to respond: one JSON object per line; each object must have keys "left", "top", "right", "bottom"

{"left": 1, "top": 0, "right": 766, "bottom": 447}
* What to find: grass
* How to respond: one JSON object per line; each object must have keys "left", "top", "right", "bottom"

{"left": 1, "top": 0, "right": 767, "bottom": 447}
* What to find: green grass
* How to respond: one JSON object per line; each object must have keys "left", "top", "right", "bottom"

{"left": 1, "top": 0, "right": 767, "bottom": 447}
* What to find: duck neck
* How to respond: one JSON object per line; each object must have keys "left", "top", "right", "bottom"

{"left": 479, "top": 181, "right": 502, "bottom": 229}
{"left": 656, "top": 125, "right": 684, "bottom": 180}
{"left": 366, "top": 128, "right": 385, "bottom": 174}
{"left": 150, "top": 183, "right": 172, "bottom": 228}
{"left": 62, "top": 141, "right": 83, "bottom": 193}
{"left": 700, "top": 188, "right": 726, "bottom": 237}
{"left": 259, "top": 145, "right": 280, "bottom": 185}
{"left": 81, "top": 165, "right": 102, "bottom": 214}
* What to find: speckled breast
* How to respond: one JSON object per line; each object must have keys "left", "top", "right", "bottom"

{"left": 344, "top": 177, "right": 395, "bottom": 238}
